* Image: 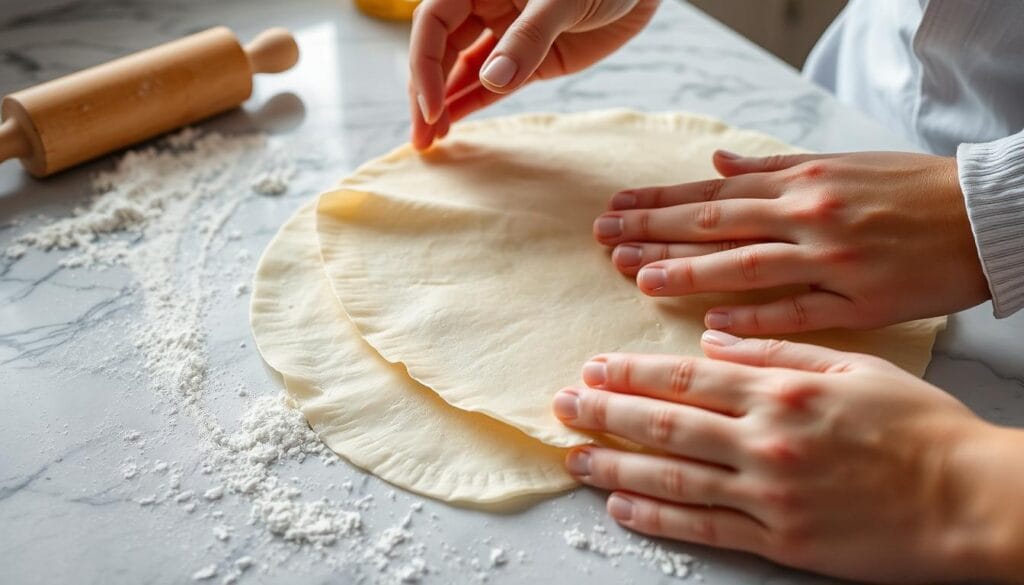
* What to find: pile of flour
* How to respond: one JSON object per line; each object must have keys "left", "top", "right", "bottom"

{"left": 5, "top": 127, "right": 702, "bottom": 583}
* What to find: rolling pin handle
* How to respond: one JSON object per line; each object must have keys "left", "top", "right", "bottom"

{"left": 0, "top": 118, "right": 31, "bottom": 165}
{"left": 244, "top": 28, "right": 300, "bottom": 74}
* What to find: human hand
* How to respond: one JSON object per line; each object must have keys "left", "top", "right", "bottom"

{"left": 593, "top": 151, "right": 990, "bottom": 334}
{"left": 552, "top": 333, "right": 1019, "bottom": 583}
{"left": 408, "top": 0, "right": 659, "bottom": 149}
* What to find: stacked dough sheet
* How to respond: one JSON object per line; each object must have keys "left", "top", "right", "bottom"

{"left": 249, "top": 111, "right": 946, "bottom": 506}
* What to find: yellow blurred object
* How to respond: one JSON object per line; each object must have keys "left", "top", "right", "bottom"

{"left": 355, "top": 0, "right": 420, "bottom": 20}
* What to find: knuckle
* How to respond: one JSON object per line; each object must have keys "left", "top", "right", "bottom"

{"left": 668, "top": 259, "right": 697, "bottom": 292}
{"left": 747, "top": 306, "right": 762, "bottom": 332}
{"left": 792, "top": 160, "right": 830, "bottom": 181}
{"left": 795, "top": 191, "right": 845, "bottom": 223}
{"left": 702, "top": 179, "right": 724, "bottom": 202}
{"left": 593, "top": 452, "right": 622, "bottom": 487}
{"left": 761, "top": 154, "right": 791, "bottom": 172}
{"left": 659, "top": 465, "right": 687, "bottom": 500}
{"left": 816, "top": 245, "right": 859, "bottom": 264}
{"left": 748, "top": 435, "right": 806, "bottom": 469}
{"left": 637, "top": 211, "right": 652, "bottom": 239}
{"left": 738, "top": 247, "right": 760, "bottom": 283}
{"left": 697, "top": 201, "right": 721, "bottom": 230}
{"left": 773, "top": 378, "right": 822, "bottom": 412}
{"left": 646, "top": 503, "right": 664, "bottom": 533}
{"left": 617, "top": 355, "right": 634, "bottom": 389}
{"left": 718, "top": 240, "right": 741, "bottom": 252}
{"left": 691, "top": 515, "right": 718, "bottom": 545}
{"left": 630, "top": 500, "right": 661, "bottom": 533}
{"left": 648, "top": 407, "right": 678, "bottom": 446}
{"left": 509, "top": 17, "right": 549, "bottom": 50}
{"left": 657, "top": 244, "right": 670, "bottom": 261}
{"left": 758, "top": 338, "right": 790, "bottom": 365}
{"left": 589, "top": 391, "right": 609, "bottom": 429}
{"left": 649, "top": 186, "right": 665, "bottom": 208}
{"left": 668, "top": 359, "right": 695, "bottom": 400}
{"left": 787, "top": 296, "right": 808, "bottom": 328}
{"left": 757, "top": 483, "right": 804, "bottom": 513}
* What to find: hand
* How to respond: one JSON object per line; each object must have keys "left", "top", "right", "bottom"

{"left": 552, "top": 333, "right": 1024, "bottom": 583}
{"left": 408, "top": 0, "right": 659, "bottom": 150}
{"left": 593, "top": 151, "right": 990, "bottom": 334}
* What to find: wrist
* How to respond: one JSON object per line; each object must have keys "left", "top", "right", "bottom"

{"left": 941, "top": 422, "right": 1024, "bottom": 583}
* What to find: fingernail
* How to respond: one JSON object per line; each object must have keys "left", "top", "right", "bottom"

{"left": 553, "top": 389, "right": 580, "bottom": 420}
{"left": 716, "top": 149, "right": 741, "bottom": 160}
{"left": 481, "top": 55, "right": 517, "bottom": 88}
{"left": 608, "top": 494, "right": 634, "bottom": 522}
{"left": 638, "top": 267, "right": 666, "bottom": 291}
{"left": 566, "top": 449, "right": 591, "bottom": 476}
{"left": 416, "top": 93, "right": 431, "bottom": 123}
{"left": 582, "top": 361, "right": 607, "bottom": 386}
{"left": 595, "top": 216, "right": 623, "bottom": 238}
{"left": 611, "top": 191, "right": 637, "bottom": 210}
{"left": 702, "top": 329, "right": 741, "bottom": 346}
{"left": 614, "top": 245, "right": 643, "bottom": 267}
{"left": 704, "top": 311, "right": 731, "bottom": 330}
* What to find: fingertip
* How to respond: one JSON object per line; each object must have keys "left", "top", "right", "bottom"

{"left": 636, "top": 266, "right": 667, "bottom": 294}
{"left": 479, "top": 54, "right": 518, "bottom": 91}
{"left": 715, "top": 149, "right": 741, "bottom": 161}
{"left": 612, "top": 245, "right": 644, "bottom": 271}
{"left": 610, "top": 190, "right": 638, "bottom": 211}
{"left": 581, "top": 359, "right": 607, "bottom": 388}
{"left": 607, "top": 492, "right": 635, "bottom": 523}
{"left": 712, "top": 150, "right": 747, "bottom": 177}
{"left": 435, "top": 109, "right": 451, "bottom": 140}
{"left": 565, "top": 446, "right": 592, "bottom": 478}
{"left": 593, "top": 215, "right": 624, "bottom": 243}
{"left": 411, "top": 129, "right": 434, "bottom": 151}
{"left": 703, "top": 310, "right": 732, "bottom": 331}
{"left": 552, "top": 387, "right": 581, "bottom": 421}
{"left": 700, "top": 329, "right": 742, "bottom": 348}
{"left": 416, "top": 93, "right": 433, "bottom": 124}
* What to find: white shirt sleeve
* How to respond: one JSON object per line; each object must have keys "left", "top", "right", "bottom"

{"left": 956, "top": 130, "right": 1024, "bottom": 317}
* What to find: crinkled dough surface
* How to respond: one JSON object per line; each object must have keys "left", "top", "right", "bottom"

{"left": 316, "top": 110, "right": 947, "bottom": 448}
{"left": 250, "top": 202, "right": 574, "bottom": 504}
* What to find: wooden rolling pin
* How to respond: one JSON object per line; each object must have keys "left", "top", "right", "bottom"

{"left": 0, "top": 26, "right": 299, "bottom": 178}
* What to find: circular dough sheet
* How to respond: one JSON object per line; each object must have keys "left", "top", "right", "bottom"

{"left": 316, "top": 110, "right": 946, "bottom": 448}
{"left": 250, "top": 201, "right": 574, "bottom": 504}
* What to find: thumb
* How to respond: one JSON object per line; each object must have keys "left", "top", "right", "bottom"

{"left": 699, "top": 330, "right": 860, "bottom": 374}
{"left": 479, "top": 0, "right": 579, "bottom": 93}
{"left": 712, "top": 150, "right": 841, "bottom": 177}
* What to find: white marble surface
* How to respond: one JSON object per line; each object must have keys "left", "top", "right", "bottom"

{"left": 1, "top": 1, "right": 1022, "bottom": 584}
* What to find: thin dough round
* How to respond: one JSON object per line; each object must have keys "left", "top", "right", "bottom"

{"left": 317, "top": 110, "right": 946, "bottom": 448}
{"left": 250, "top": 202, "right": 574, "bottom": 504}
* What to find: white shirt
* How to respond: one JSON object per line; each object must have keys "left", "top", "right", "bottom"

{"left": 802, "top": 0, "right": 1024, "bottom": 317}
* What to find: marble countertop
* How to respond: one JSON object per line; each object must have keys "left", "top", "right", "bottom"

{"left": 2, "top": 1, "right": 1022, "bottom": 584}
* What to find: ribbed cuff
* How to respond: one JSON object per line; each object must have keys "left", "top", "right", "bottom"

{"left": 957, "top": 131, "right": 1024, "bottom": 318}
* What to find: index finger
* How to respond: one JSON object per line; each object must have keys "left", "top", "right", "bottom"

{"left": 610, "top": 173, "right": 781, "bottom": 211}
{"left": 409, "top": 0, "right": 473, "bottom": 123}
{"left": 583, "top": 353, "right": 758, "bottom": 416}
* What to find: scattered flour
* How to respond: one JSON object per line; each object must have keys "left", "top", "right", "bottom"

{"left": 191, "top": 564, "right": 218, "bottom": 581}
{"left": 489, "top": 547, "right": 507, "bottom": 567}
{"left": 561, "top": 524, "right": 697, "bottom": 579}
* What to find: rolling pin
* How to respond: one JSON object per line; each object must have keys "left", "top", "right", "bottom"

{"left": 0, "top": 26, "right": 299, "bottom": 178}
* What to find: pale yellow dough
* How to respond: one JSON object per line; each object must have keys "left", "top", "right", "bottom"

{"left": 317, "top": 110, "right": 946, "bottom": 448}
{"left": 250, "top": 202, "right": 574, "bottom": 504}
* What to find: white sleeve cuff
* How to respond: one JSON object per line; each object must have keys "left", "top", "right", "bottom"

{"left": 956, "top": 130, "right": 1024, "bottom": 318}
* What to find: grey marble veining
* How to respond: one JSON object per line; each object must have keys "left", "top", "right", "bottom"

{"left": 1, "top": 1, "right": 1022, "bottom": 584}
